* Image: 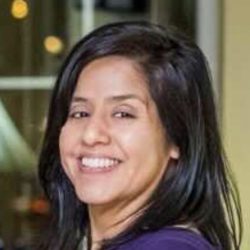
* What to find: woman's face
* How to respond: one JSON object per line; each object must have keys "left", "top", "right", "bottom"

{"left": 59, "top": 56, "right": 179, "bottom": 208}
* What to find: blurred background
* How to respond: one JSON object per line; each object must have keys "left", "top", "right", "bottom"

{"left": 0, "top": 0, "right": 249, "bottom": 249}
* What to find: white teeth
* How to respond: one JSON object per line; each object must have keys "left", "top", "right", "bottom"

{"left": 81, "top": 157, "right": 119, "bottom": 168}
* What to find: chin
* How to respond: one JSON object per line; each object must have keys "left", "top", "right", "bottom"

{"left": 74, "top": 187, "right": 116, "bottom": 206}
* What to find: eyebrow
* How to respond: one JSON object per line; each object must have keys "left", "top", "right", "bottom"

{"left": 71, "top": 94, "right": 148, "bottom": 105}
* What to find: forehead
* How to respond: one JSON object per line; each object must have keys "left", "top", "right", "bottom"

{"left": 73, "top": 56, "right": 150, "bottom": 100}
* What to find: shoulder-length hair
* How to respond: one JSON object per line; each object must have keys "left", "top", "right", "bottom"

{"left": 37, "top": 21, "right": 242, "bottom": 250}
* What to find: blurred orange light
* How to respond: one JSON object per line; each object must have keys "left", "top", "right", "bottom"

{"left": 30, "top": 198, "right": 50, "bottom": 215}
{"left": 11, "top": 0, "right": 29, "bottom": 19}
{"left": 44, "top": 36, "right": 64, "bottom": 55}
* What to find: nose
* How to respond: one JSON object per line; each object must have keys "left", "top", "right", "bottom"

{"left": 81, "top": 115, "right": 111, "bottom": 147}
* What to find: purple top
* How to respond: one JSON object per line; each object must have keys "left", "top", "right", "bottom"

{"left": 116, "top": 227, "right": 219, "bottom": 250}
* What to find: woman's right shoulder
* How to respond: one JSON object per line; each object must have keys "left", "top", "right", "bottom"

{"left": 117, "top": 227, "right": 220, "bottom": 250}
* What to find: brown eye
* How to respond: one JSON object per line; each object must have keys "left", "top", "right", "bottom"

{"left": 69, "top": 111, "right": 90, "bottom": 119}
{"left": 113, "top": 111, "right": 135, "bottom": 119}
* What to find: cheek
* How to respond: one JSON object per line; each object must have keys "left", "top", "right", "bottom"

{"left": 114, "top": 125, "right": 147, "bottom": 154}
{"left": 59, "top": 126, "right": 68, "bottom": 156}
{"left": 121, "top": 123, "right": 168, "bottom": 173}
{"left": 59, "top": 127, "right": 69, "bottom": 168}
{"left": 59, "top": 124, "right": 78, "bottom": 152}
{"left": 59, "top": 125, "right": 77, "bottom": 181}
{"left": 114, "top": 123, "right": 163, "bottom": 161}
{"left": 59, "top": 124, "right": 77, "bottom": 168}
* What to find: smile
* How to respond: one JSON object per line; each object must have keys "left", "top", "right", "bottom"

{"left": 81, "top": 157, "right": 121, "bottom": 169}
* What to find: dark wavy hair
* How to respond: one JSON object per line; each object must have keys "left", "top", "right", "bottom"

{"left": 37, "top": 21, "right": 242, "bottom": 250}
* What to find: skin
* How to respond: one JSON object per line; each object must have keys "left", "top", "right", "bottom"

{"left": 59, "top": 56, "right": 179, "bottom": 248}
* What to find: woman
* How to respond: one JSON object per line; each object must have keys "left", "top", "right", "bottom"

{"left": 37, "top": 22, "right": 242, "bottom": 250}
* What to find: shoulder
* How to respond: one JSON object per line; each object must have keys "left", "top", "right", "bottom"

{"left": 117, "top": 227, "right": 219, "bottom": 250}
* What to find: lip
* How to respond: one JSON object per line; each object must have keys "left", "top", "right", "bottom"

{"left": 77, "top": 152, "right": 123, "bottom": 161}
{"left": 76, "top": 155, "right": 122, "bottom": 174}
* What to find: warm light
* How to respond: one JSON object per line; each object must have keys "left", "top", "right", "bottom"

{"left": 11, "top": 0, "right": 29, "bottom": 19}
{"left": 44, "top": 36, "right": 64, "bottom": 55}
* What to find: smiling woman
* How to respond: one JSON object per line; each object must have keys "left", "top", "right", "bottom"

{"left": 37, "top": 22, "right": 242, "bottom": 250}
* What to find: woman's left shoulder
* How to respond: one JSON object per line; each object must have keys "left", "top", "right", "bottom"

{"left": 118, "top": 227, "right": 220, "bottom": 250}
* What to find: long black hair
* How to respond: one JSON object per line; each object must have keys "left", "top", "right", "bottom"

{"left": 37, "top": 21, "right": 242, "bottom": 250}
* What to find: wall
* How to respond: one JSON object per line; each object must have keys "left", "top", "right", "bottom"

{"left": 223, "top": 0, "right": 250, "bottom": 249}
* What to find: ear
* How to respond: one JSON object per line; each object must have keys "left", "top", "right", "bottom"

{"left": 169, "top": 145, "right": 180, "bottom": 159}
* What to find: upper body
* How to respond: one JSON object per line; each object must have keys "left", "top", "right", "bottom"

{"left": 114, "top": 228, "right": 219, "bottom": 250}
{"left": 80, "top": 227, "right": 219, "bottom": 250}
{"left": 37, "top": 21, "right": 242, "bottom": 250}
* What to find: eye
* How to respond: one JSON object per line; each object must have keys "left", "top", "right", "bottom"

{"left": 69, "top": 111, "right": 89, "bottom": 119}
{"left": 113, "top": 111, "right": 135, "bottom": 119}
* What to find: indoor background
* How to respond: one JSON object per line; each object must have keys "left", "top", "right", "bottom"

{"left": 0, "top": 0, "right": 249, "bottom": 249}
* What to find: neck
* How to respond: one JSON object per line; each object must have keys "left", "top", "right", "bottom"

{"left": 88, "top": 197, "right": 147, "bottom": 243}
